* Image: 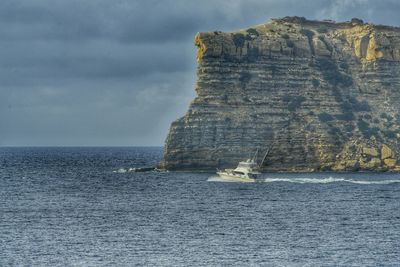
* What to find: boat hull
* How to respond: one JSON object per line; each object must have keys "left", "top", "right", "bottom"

{"left": 216, "top": 172, "right": 256, "bottom": 183}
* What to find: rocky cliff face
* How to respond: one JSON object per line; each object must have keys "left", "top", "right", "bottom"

{"left": 160, "top": 17, "right": 400, "bottom": 172}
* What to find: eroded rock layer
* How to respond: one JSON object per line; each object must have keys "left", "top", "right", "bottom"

{"left": 160, "top": 17, "right": 400, "bottom": 171}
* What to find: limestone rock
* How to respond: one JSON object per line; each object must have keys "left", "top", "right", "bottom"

{"left": 360, "top": 158, "right": 382, "bottom": 170}
{"left": 384, "top": 158, "right": 397, "bottom": 167}
{"left": 160, "top": 17, "right": 400, "bottom": 172}
{"left": 381, "top": 144, "right": 392, "bottom": 160}
{"left": 363, "top": 147, "right": 379, "bottom": 157}
{"left": 332, "top": 160, "right": 359, "bottom": 171}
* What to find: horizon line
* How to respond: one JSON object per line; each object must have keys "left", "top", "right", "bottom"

{"left": 0, "top": 145, "right": 164, "bottom": 148}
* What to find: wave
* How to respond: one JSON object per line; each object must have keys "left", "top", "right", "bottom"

{"left": 208, "top": 175, "right": 400, "bottom": 185}
{"left": 264, "top": 177, "right": 400, "bottom": 185}
{"left": 113, "top": 168, "right": 128, "bottom": 173}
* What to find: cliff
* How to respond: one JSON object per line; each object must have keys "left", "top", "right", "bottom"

{"left": 159, "top": 17, "right": 400, "bottom": 172}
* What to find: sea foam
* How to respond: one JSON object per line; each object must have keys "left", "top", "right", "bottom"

{"left": 207, "top": 175, "right": 400, "bottom": 184}
{"left": 264, "top": 177, "right": 400, "bottom": 185}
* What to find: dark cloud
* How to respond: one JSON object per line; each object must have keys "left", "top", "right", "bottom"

{"left": 1, "top": 0, "right": 400, "bottom": 146}
{"left": 1, "top": 71, "right": 196, "bottom": 146}
{"left": 0, "top": 40, "right": 195, "bottom": 86}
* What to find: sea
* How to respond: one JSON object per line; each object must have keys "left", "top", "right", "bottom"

{"left": 1, "top": 147, "right": 400, "bottom": 266}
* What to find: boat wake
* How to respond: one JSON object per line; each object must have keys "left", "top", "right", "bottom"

{"left": 113, "top": 167, "right": 158, "bottom": 173}
{"left": 264, "top": 177, "right": 400, "bottom": 185}
{"left": 113, "top": 168, "right": 128, "bottom": 173}
{"left": 208, "top": 175, "right": 400, "bottom": 185}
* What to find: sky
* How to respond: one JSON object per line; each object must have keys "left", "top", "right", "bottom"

{"left": 1, "top": 0, "right": 400, "bottom": 146}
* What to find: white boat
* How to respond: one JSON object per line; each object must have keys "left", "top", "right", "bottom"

{"left": 216, "top": 159, "right": 260, "bottom": 182}
{"left": 216, "top": 146, "right": 273, "bottom": 183}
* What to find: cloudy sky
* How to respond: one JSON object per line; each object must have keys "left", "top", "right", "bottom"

{"left": 1, "top": 0, "right": 400, "bottom": 146}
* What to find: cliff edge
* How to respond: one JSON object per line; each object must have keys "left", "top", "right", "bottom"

{"left": 159, "top": 17, "right": 400, "bottom": 172}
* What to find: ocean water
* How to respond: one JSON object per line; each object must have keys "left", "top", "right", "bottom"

{"left": 1, "top": 147, "right": 400, "bottom": 266}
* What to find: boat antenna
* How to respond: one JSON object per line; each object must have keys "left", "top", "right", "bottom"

{"left": 252, "top": 148, "right": 259, "bottom": 162}
{"left": 259, "top": 141, "right": 275, "bottom": 168}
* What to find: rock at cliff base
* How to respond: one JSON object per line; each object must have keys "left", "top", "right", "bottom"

{"left": 381, "top": 144, "right": 393, "bottom": 160}
{"left": 384, "top": 158, "right": 397, "bottom": 168}
{"left": 360, "top": 158, "right": 382, "bottom": 170}
{"left": 362, "top": 147, "right": 379, "bottom": 157}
